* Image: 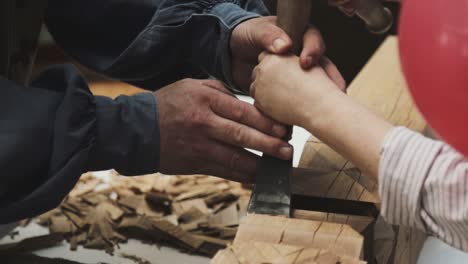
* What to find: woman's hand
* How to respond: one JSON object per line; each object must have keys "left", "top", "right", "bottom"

{"left": 251, "top": 52, "right": 393, "bottom": 179}
{"left": 250, "top": 53, "right": 345, "bottom": 127}
{"left": 231, "top": 16, "right": 329, "bottom": 92}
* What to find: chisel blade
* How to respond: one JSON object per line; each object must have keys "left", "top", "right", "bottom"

{"left": 247, "top": 154, "right": 292, "bottom": 217}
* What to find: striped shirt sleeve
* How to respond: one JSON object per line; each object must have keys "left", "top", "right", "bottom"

{"left": 379, "top": 127, "right": 468, "bottom": 251}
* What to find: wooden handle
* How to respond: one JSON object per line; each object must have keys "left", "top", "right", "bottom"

{"left": 276, "top": 0, "right": 312, "bottom": 55}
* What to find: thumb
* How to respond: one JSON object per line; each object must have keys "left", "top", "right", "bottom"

{"left": 253, "top": 17, "right": 292, "bottom": 54}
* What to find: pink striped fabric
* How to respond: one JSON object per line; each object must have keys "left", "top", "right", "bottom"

{"left": 379, "top": 127, "right": 468, "bottom": 252}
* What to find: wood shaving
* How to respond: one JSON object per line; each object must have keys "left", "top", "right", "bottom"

{"left": 27, "top": 171, "right": 249, "bottom": 257}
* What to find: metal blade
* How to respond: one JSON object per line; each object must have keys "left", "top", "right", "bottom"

{"left": 291, "top": 194, "right": 379, "bottom": 217}
{"left": 247, "top": 154, "right": 292, "bottom": 216}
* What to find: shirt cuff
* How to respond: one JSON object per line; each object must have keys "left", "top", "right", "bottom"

{"left": 206, "top": 2, "right": 268, "bottom": 93}
{"left": 378, "top": 127, "right": 443, "bottom": 230}
{"left": 86, "top": 92, "right": 160, "bottom": 175}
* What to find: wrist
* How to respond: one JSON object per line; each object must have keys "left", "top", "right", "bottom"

{"left": 206, "top": 3, "right": 263, "bottom": 93}
{"left": 300, "top": 86, "right": 345, "bottom": 130}
{"left": 86, "top": 93, "right": 160, "bottom": 175}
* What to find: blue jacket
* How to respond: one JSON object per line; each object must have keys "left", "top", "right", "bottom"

{"left": 0, "top": 0, "right": 269, "bottom": 223}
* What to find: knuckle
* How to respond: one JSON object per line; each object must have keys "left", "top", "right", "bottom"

{"left": 256, "top": 64, "right": 267, "bottom": 77}
{"left": 231, "top": 102, "right": 246, "bottom": 121}
{"left": 211, "top": 79, "right": 225, "bottom": 87}
{"left": 192, "top": 87, "right": 212, "bottom": 103}
{"left": 181, "top": 78, "right": 194, "bottom": 83}
{"left": 229, "top": 125, "right": 245, "bottom": 145}
{"left": 178, "top": 78, "right": 195, "bottom": 87}
{"left": 252, "top": 66, "right": 259, "bottom": 81}
{"left": 260, "top": 25, "right": 279, "bottom": 42}
{"left": 190, "top": 110, "right": 210, "bottom": 129}
{"left": 230, "top": 152, "right": 241, "bottom": 170}
{"left": 190, "top": 143, "right": 208, "bottom": 155}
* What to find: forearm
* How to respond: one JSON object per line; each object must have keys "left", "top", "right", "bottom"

{"left": 302, "top": 88, "right": 468, "bottom": 251}
{"left": 303, "top": 90, "right": 393, "bottom": 180}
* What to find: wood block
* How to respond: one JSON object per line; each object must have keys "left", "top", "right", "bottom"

{"left": 234, "top": 214, "right": 364, "bottom": 259}
{"left": 211, "top": 241, "right": 366, "bottom": 264}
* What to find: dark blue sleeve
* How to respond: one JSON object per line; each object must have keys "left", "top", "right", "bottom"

{"left": 0, "top": 65, "right": 159, "bottom": 224}
{"left": 45, "top": 0, "right": 269, "bottom": 91}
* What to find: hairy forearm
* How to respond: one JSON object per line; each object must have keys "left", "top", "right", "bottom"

{"left": 302, "top": 90, "right": 393, "bottom": 181}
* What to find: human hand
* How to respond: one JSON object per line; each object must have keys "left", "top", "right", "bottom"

{"left": 155, "top": 79, "right": 292, "bottom": 183}
{"left": 250, "top": 53, "right": 344, "bottom": 127}
{"left": 231, "top": 16, "right": 345, "bottom": 91}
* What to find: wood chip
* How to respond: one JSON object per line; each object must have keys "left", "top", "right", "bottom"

{"left": 209, "top": 203, "right": 239, "bottom": 227}
{"left": 50, "top": 215, "right": 76, "bottom": 234}
{"left": 0, "top": 253, "right": 87, "bottom": 264}
{"left": 172, "top": 198, "right": 209, "bottom": 216}
{"left": 119, "top": 195, "right": 164, "bottom": 218}
{"left": 28, "top": 172, "right": 250, "bottom": 257}
{"left": 119, "top": 253, "right": 152, "bottom": 264}
{"left": 0, "top": 233, "right": 64, "bottom": 253}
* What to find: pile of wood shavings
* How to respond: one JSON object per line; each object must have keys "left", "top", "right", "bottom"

{"left": 34, "top": 171, "right": 251, "bottom": 257}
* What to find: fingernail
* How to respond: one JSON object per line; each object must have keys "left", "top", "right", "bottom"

{"left": 273, "top": 124, "right": 287, "bottom": 137}
{"left": 280, "top": 146, "right": 293, "bottom": 159}
{"left": 272, "top": 38, "right": 287, "bottom": 52}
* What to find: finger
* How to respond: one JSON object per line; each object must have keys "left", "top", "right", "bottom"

{"left": 251, "top": 65, "right": 259, "bottom": 84}
{"left": 195, "top": 162, "right": 254, "bottom": 183}
{"left": 203, "top": 140, "right": 259, "bottom": 179}
{"left": 320, "top": 57, "right": 347, "bottom": 92}
{"left": 258, "top": 51, "right": 269, "bottom": 62}
{"left": 208, "top": 115, "right": 293, "bottom": 160}
{"left": 249, "top": 80, "right": 256, "bottom": 98}
{"left": 254, "top": 17, "right": 292, "bottom": 54}
{"left": 200, "top": 79, "right": 226, "bottom": 91}
{"left": 200, "top": 79, "right": 236, "bottom": 97}
{"left": 211, "top": 93, "right": 288, "bottom": 138}
{"left": 300, "top": 27, "right": 326, "bottom": 69}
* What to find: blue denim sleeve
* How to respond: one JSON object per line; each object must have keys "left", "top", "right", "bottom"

{"left": 45, "top": 0, "right": 269, "bottom": 91}
{"left": 0, "top": 65, "right": 159, "bottom": 223}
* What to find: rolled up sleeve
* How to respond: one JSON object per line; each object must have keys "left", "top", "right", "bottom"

{"left": 0, "top": 65, "right": 159, "bottom": 223}
{"left": 379, "top": 127, "right": 468, "bottom": 251}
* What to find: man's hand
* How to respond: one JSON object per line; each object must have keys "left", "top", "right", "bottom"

{"left": 155, "top": 79, "right": 292, "bottom": 183}
{"left": 231, "top": 16, "right": 345, "bottom": 91}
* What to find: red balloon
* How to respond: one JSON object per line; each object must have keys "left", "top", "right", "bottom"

{"left": 399, "top": 0, "right": 468, "bottom": 156}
